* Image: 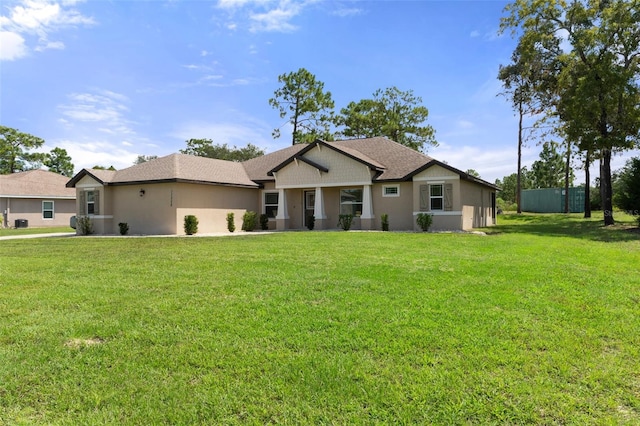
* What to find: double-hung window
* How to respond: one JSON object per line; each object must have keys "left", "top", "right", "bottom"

{"left": 264, "top": 192, "right": 279, "bottom": 218}
{"left": 430, "top": 184, "right": 444, "bottom": 211}
{"left": 87, "top": 191, "right": 96, "bottom": 215}
{"left": 340, "top": 188, "right": 363, "bottom": 216}
{"left": 42, "top": 201, "right": 54, "bottom": 219}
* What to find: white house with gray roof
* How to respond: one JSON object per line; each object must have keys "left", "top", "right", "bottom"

{"left": 66, "top": 137, "right": 498, "bottom": 235}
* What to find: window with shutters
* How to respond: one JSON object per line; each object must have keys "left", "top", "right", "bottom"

{"left": 87, "top": 191, "right": 96, "bottom": 215}
{"left": 42, "top": 201, "right": 54, "bottom": 219}
{"left": 430, "top": 184, "right": 443, "bottom": 210}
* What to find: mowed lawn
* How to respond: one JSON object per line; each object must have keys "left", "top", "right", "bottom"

{"left": 1, "top": 214, "right": 639, "bottom": 424}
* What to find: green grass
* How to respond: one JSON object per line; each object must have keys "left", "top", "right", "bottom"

{"left": 0, "top": 226, "right": 74, "bottom": 237}
{"left": 1, "top": 214, "right": 639, "bottom": 424}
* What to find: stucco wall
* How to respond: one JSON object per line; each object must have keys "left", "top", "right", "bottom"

{"left": 174, "top": 183, "right": 258, "bottom": 234}
{"left": 460, "top": 180, "right": 496, "bottom": 229}
{"left": 371, "top": 182, "right": 414, "bottom": 231}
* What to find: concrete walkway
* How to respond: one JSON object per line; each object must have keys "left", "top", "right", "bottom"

{"left": 0, "top": 232, "right": 76, "bottom": 240}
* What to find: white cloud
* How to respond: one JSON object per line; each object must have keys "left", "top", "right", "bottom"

{"left": 330, "top": 6, "right": 363, "bottom": 18}
{"left": 215, "top": 0, "right": 315, "bottom": 33}
{"left": 0, "top": 31, "right": 27, "bottom": 60}
{"left": 0, "top": 0, "right": 95, "bottom": 60}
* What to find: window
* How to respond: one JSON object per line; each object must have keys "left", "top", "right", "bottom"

{"left": 382, "top": 185, "right": 400, "bottom": 197}
{"left": 430, "top": 184, "right": 443, "bottom": 211}
{"left": 340, "top": 188, "right": 363, "bottom": 216}
{"left": 42, "top": 201, "right": 54, "bottom": 219}
{"left": 264, "top": 192, "right": 279, "bottom": 218}
{"left": 87, "top": 191, "right": 95, "bottom": 215}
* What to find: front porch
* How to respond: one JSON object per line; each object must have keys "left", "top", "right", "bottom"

{"left": 269, "top": 185, "right": 376, "bottom": 231}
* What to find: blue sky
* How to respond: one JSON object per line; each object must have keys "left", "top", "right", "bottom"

{"left": 1, "top": 0, "right": 637, "bottom": 182}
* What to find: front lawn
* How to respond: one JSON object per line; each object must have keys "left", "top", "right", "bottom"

{"left": 1, "top": 214, "right": 638, "bottom": 424}
{"left": 0, "top": 226, "right": 74, "bottom": 237}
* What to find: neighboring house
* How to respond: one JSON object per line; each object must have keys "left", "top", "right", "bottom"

{"left": 66, "top": 137, "right": 499, "bottom": 235}
{"left": 0, "top": 169, "right": 76, "bottom": 228}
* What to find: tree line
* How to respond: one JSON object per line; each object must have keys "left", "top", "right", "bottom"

{"left": 498, "top": 0, "right": 640, "bottom": 225}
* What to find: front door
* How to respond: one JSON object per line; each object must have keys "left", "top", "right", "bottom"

{"left": 304, "top": 190, "right": 315, "bottom": 227}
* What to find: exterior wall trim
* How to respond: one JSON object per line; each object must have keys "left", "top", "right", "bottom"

{"left": 413, "top": 211, "right": 462, "bottom": 216}
{"left": 413, "top": 175, "right": 460, "bottom": 182}
{"left": 276, "top": 180, "right": 371, "bottom": 189}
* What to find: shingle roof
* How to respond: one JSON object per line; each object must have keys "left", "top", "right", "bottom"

{"left": 241, "top": 144, "right": 307, "bottom": 181}
{"left": 0, "top": 169, "right": 76, "bottom": 198}
{"left": 330, "top": 137, "right": 434, "bottom": 180}
{"left": 67, "top": 154, "right": 258, "bottom": 188}
{"left": 110, "top": 154, "right": 257, "bottom": 187}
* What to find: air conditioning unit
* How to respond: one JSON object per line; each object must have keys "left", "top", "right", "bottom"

{"left": 15, "top": 219, "right": 28, "bottom": 228}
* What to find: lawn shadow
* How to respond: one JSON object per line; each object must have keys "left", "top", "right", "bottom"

{"left": 484, "top": 213, "right": 640, "bottom": 243}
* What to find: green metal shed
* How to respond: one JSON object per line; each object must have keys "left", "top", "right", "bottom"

{"left": 521, "top": 187, "right": 585, "bottom": 213}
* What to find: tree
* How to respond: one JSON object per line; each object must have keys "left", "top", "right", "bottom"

{"left": 180, "top": 139, "right": 264, "bottom": 162}
{"left": 530, "top": 141, "right": 574, "bottom": 189}
{"left": 334, "top": 87, "right": 437, "bottom": 152}
{"left": 495, "top": 167, "right": 533, "bottom": 205}
{"left": 44, "top": 147, "right": 74, "bottom": 177}
{"left": 466, "top": 169, "right": 481, "bottom": 178}
{"left": 498, "top": 43, "right": 551, "bottom": 213}
{"left": 134, "top": 155, "right": 158, "bottom": 164}
{"left": 92, "top": 165, "right": 116, "bottom": 170}
{"left": 613, "top": 157, "right": 640, "bottom": 215}
{"left": 269, "top": 68, "right": 335, "bottom": 145}
{"left": 501, "top": 0, "right": 640, "bottom": 225}
{"left": 0, "top": 126, "right": 45, "bottom": 174}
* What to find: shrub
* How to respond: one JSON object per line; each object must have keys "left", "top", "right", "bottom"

{"left": 259, "top": 214, "right": 269, "bottom": 230}
{"left": 227, "top": 213, "right": 235, "bottom": 233}
{"left": 118, "top": 222, "right": 129, "bottom": 235}
{"left": 242, "top": 211, "right": 257, "bottom": 231}
{"left": 306, "top": 215, "right": 315, "bottom": 230}
{"left": 184, "top": 215, "right": 198, "bottom": 235}
{"left": 416, "top": 213, "right": 433, "bottom": 232}
{"left": 77, "top": 216, "right": 93, "bottom": 235}
{"left": 337, "top": 214, "right": 353, "bottom": 231}
{"left": 381, "top": 213, "right": 389, "bottom": 231}
{"left": 636, "top": 215, "right": 640, "bottom": 228}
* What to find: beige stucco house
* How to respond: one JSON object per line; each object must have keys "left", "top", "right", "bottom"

{"left": 1, "top": 169, "right": 76, "bottom": 228}
{"left": 66, "top": 137, "right": 498, "bottom": 235}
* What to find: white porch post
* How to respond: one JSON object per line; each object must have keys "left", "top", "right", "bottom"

{"left": 314, "top": 187, "right": 326, "bottom": 219}
{"left": 275, "top": 188, "right": 289, "bottom": 230}
{"left": 360, "top": 184, "right": 374, "bottom": 230}
{"left": 313, "top": 186, "right": 326, "bottom": 230}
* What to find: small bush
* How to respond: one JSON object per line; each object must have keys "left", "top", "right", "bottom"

{"left": 118, "top": 222, "right": 129, "bottom": 235}
{"left": 259, "top": 214, "right": 269, "bottom": 230}
{"left": 381, "top": 213, "right": 389, "bottom": 231}
{"left": 416, "top": 213, "right": 433, "bottom": 232}
{"left": 184, "top": 215, "right": 198, "bottom": 235}
{"left": 227, "top": 213, "right": 235, "bottom": 233}
{"left": 306, "top": 215, "right": 315, "bottom": 230}
{"left": 636, "top": 215, "right": 640, "bottom": 228}
{"left": 242, "top": 211, "right": 257, "bottom": 231}
{"left": 77, "top": 216, "right": 93, "bottom": 235}
{"left": 337, "top": 214, "right": 353, "bottom": 231}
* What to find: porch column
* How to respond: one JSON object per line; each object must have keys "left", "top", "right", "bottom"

{"left": 314, "top": 186, "right": 326, "bottom": 230}
{"left": 360, "top": 184, "right": 375, "bottom": 230}
{"left": 275, "top": 188, "right": 289, "bottom": 230}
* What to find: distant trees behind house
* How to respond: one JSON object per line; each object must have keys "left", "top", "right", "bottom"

{"left": 180, "top": 139, "right": 265, "bottom": 162}
{"left": 269, "top": 67, "right": 438, "bottom": 152}
{"left": 0, "top": 125, "right": 75, "bottom": 176}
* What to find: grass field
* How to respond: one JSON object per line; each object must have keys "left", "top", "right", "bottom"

{"left": 1, "top": 213, "right": 639, "bottom": 424}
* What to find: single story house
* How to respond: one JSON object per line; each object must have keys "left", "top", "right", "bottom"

{"left": 66, "top": 137, "right": 498, "bottom": 235}
{"left": 0, "top": 169, "right": 76, "bottom": 228}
